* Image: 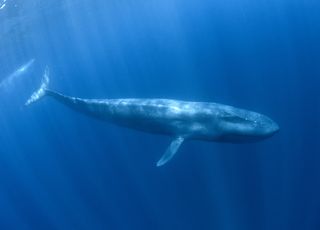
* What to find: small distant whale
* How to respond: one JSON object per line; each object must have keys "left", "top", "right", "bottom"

{"left": 26, "top": 67, "right": 279, "bottom": 166}
{"left": 0, "top": 59, "right": 35, "bottom": 91}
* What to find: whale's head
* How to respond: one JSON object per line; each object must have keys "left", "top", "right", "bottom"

{"left": 217, "top": 108, "right": 279, "bottom": 142}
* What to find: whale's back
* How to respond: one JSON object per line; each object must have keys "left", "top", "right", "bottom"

{"left": 83, "top": 98, "right": 220, "bottom": 136}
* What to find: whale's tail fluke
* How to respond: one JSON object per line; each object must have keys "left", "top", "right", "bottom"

{"left": 25, "top": 66, "right": 50, "bottom": 106}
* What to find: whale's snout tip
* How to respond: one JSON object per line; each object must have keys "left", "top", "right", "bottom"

{"left": 260, "top": 115, "right": 279, "bottom": 137}
{"left": 270, "top": 122, "right": 280, "bottom": 135}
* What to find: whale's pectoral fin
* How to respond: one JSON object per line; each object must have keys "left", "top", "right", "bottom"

{"left": 156, "top": 136, "right": 185, "bottom": 167}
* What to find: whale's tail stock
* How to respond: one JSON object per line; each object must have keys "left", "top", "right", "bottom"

{"left": 25, "top": 66, "right": 50, "bottom": 106}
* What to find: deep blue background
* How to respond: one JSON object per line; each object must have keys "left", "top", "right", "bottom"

{"left": 0, "top": 0, "right": 320, "bottom": 229}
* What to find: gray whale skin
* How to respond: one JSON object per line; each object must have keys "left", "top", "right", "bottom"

{"left": 26, "top": 67, "right": 279, "bottom": 167}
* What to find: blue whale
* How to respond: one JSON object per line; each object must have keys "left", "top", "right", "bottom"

{"left": 0, "top": 59, "right": 35, "bottom": 91}
{"left": 26, "top": 67, "right": 279, "bottom": 166}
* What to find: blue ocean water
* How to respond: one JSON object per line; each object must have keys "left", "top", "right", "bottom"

{"left": 0, "top": 0, "right": 320, "bottom": 229}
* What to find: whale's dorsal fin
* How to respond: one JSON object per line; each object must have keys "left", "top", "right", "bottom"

{"left": 156, "top": 136, "right": 185, "bottom": 167}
